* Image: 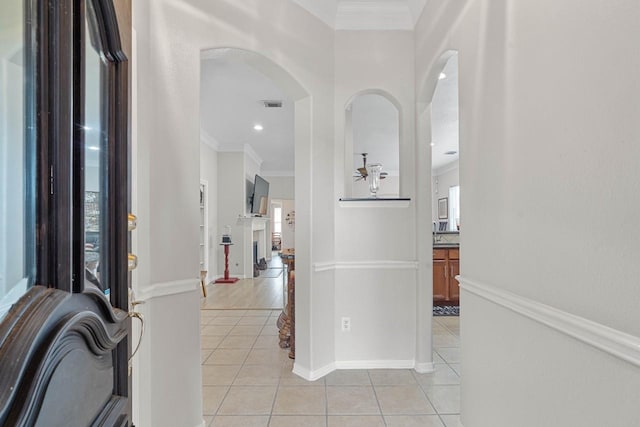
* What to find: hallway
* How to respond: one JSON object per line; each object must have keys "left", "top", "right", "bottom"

{"left": 200, "top": 309, "right": 461, "bottom": 426}
{"left": 201, "top": 255, "right": 286, "bottom": 310}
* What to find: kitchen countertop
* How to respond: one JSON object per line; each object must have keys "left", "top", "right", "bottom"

{"left": 433, "top": 243, "right": 460, "bottom": 249}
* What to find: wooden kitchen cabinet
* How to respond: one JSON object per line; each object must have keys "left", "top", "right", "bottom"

{"left": 433, "top": 247, "right": 460, "bottom": 305}
{"left": 433, "top": 258, "right": 448, "bottom": 301}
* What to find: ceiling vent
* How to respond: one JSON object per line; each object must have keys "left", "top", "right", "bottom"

{"left": 444, "top": 150, "right": 458, "bottom": 155}
{"left": 262, "top": 100, "right": 283, "bottom": 108}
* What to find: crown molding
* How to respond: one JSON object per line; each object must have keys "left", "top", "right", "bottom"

{"left": 291, "top": 0, "right": 427, "bottom": 31}
{"left": 216, "top": 143, "right": 264, "bottom": 168}
{"left": 200, "top": 129, "right": 220, "bottom": 151}
{"left": 335, "top": 2, "right": 414, "bottom": 30}
{"left": 407, "top": 0, "right": 428, "bottom": 25}
{"left": 242, "top": 144, "right": 263, "bottom": 167}
{"left": 290, "top": 0, "right": 338, "bottom": 29}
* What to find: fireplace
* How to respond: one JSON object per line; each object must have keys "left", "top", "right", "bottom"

{"left": 237, "top": 216, "right": 269, "bottom": 279}
{"left": 253, "top": 241, "right": 258, "bottom": 277}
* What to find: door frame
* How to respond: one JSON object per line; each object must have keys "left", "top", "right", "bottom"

{"left": 0, "top": 0, "right": 132, "bottom": 424}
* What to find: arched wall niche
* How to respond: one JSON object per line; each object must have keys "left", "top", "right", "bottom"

{"left": 343, "top": 89, "right": 402, "bottom": 198}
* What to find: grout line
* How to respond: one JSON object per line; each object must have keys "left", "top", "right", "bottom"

{"left": 367, "top": 370, "right": 388, "bottom": 427}
{"left": 203, "top": 310, "right": 460, "bottom": 423}
{"left": 324, "top": 371, "right": 329, "bottom": 426}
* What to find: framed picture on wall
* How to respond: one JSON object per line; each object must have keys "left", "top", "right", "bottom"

{"left": 438, "top": 197, "right": 448, "bottom": 219}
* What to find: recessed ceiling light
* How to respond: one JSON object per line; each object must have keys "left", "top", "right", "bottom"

{"left": 253, "top": 124, "right": 263, "bottom": 131}
{"left": 444, "top": 150, "right": 457, "bottom": 155}
{"left": 439, "top": 72, "right": 446, "bottom": 80}
{"left": 430, "top": 142, "right": 435, "bottom": 147}
{"left": 87, "top": 146, "right": 99, "bottom": 151}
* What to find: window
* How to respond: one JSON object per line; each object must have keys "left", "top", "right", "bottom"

{"left": 273, "top": 207, "right": 282, "bottom": 233}
{"left": 0, "top": 0, "right": 35, "bottom": 321}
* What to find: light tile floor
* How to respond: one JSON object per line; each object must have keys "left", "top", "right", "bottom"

{"left": 201, "top": 309, "right": 462, "bottom": 427}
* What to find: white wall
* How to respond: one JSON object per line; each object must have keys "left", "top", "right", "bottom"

{"left": 415, "top": 0, "right": 640, "bottom": 425}
{"left": 133, "top": 2, "right": 336, "bottom": 423}
{"left": 132, "top": 0, "right": 202, "bottom": 425}
{"left": 279, "top": 199, "right": 295, "bottom": 249}
{"left": 200, "top": 142, "right": 218, "bottom": 281}
{"left": 216, "top": 152, "right": 246, "bottom": 277}
{"left": 333, "top": 30, "right": 420, "bottom": 369}
{"left": 264, "top": 175, "right": 294, "bottom": 200}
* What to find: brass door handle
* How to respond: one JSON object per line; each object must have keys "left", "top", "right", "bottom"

{"left": 128, "top": 213, "right": 137, "bottom": 231}
{"left": 128, "top": 253, "right": 138, "bottom": 270}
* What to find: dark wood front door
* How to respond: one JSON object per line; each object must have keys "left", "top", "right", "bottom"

{"left": 0, "top": 0, "right": 132, "bottom": 425}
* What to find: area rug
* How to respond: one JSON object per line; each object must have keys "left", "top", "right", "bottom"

{"left": 433, "top": 305, "right": 459, "bottom": 316}
{"left": 259, "top": 268, "right": 283, "bottom": 279}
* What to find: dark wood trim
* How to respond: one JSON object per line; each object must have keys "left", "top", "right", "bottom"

{"left": 2, "top": 0, "right": 132, "bottom": 424}
{"left": 0, "top": 286, "right": 128, "bottom": 426}
{"left": 49, "top": 0, "right": 74, "bottom": 292}
{"left": 33, "top": 0, "right": 51, "bottom": 288}
{"left": 72, "top": 0, "right": 87, "bottom": 294}
{"left": 34, "top": 0, "right": 75, "bottom": 292}
{"left": 86, "top": 0, "right": 131, "bottom": 406}
{"left": 24, "top": 0, "right": 38, "bottom": 287}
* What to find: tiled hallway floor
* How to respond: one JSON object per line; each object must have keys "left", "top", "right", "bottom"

{"left": 201, "top": 309, "right": 462, "bottom": 427}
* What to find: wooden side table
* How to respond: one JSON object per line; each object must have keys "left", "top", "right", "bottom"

{"left": 215, "top": 242, "right": 239, "bottom": 284}
{"left": 277, "top": 249, "right": 295, "bottom": 358}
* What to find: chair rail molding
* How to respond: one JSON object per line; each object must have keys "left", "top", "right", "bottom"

{"left": 135, "top": 278, "right": 199, "bottom": 302}
{"left": 314, "top": 260, "right": 418, "bottom": 272}
{"left": 459, "top": 276, "right": 640, "bottom": 368}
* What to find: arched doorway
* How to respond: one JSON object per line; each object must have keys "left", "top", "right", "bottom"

{"left": 415, "top": 50, "right": 460, "bottom": 373}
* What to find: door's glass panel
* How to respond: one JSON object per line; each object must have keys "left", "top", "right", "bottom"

{"left": 0, "top": 0, "right": 34, "bottom": 321}
{"left": 83, "top": 3, "right": 109, "bottom": 298}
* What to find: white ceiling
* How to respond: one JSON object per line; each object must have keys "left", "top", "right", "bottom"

{"left": 200, "top": 58, "right": 295, "bottom": 175}
{"left": 291, "top": 0, "right": 428, "bottom": 30}
{"left": 199, "top": 21, "right": 459, "bottom": 178}
{"left": 431, "top": 55, "right": 459, "bottom": 172}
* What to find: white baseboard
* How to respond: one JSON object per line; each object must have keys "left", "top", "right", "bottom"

{"left": 414, "top": 361, "right": 435, "bottom": 373}
{"left": 292, "top": 362, "right": 336, "bottom": 381}
{"left": 292, "top": 359, "right": 435, "bottom": 380}
{"left": 335, "top": 359, "right": 417, "bottom": 370}
{"left": 459, "top": 275, "right": 640, "bottom": 368}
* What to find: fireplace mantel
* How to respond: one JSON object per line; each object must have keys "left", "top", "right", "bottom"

{"left": 237, "top": 216, "right": 270, "bottom": 278}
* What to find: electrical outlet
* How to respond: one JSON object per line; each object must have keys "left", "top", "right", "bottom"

{"left": 341, "top": 317, "right": 351, "bottom": 332}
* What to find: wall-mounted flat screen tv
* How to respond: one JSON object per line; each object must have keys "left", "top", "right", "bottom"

{"left": 250, "top": 174, "right": 270, "bottom": 216}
